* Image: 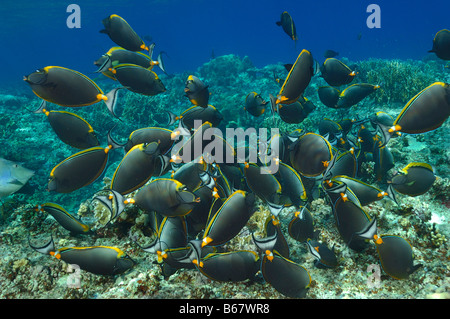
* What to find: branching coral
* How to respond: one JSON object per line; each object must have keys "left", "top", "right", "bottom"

{"left": 356, "top": 59, "right": 441, "bottom": 104}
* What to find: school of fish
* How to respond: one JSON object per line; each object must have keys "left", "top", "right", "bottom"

{"left": 12, "top": 12, "right": 450, "bottom": 298}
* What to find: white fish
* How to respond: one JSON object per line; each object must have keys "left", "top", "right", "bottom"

{"left": 0, "top": 158, "right": 34, "bottom": 198}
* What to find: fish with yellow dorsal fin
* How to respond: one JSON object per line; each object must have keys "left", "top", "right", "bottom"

{"left": 100, "top": 14, "right": 149, "bottom": 52}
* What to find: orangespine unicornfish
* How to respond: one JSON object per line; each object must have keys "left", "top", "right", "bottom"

{"left": 124, "top": 127, "right": 174, "bottom": 154}
{"left": 172, "top": 160, "right": 208, "bottom": 192}
{"left": 338, "top": 118, "right": 362, "bottom": 135}
{"left": 261, "top": 249, "right": 311, "bottom": 298}
{"left": 318, "top": 118, "right": 343, "bottom": 144}
{"left": 268, "top": 130, "right": 303, "bottom": 164}
{"left": 369, "top": 111, "right": 395, "bottom": 129}
{"left": 336, "top": 83, "right": 380, "bottom": 108}
{"left": 321, "top": 149, "right": 339, "bottom": 180}
{"left": 23, "top": 66, "right": 122, "bottom": 118}
{"left": 100, "top": 14, "right": 149, "bottom": 52}
{"left": 198, "top": 168, "right": 217, "bottom": 192}
{"left": 332, "top": 175, "right": 390, "bottom": 206}
{"left": 93, "top": 54, "right": 117, "bottom": 80}
{"left": 323, "top": 149, "right": 358, "bottom": 180}
{"left": 357, "top": 124, "right": 376, "bottom": 153}
{"left": 329, "top": 186, "right": 372, "bottom": 252}
{"left": 170, "top": 239, "right": 216, "bottom": 269}
{"left": 185, "top": 185, "right": 215, "bottom": 236}
{"left": 194, "top": 251, "right": 260, "bottom": 282}
{"left": 318, "top": 86, "right": 341, "bottom": 109}
{"left": 184, "top": 75, "right": 210, "bottom": 108}
{"left": 94, "top": 45, "right": 166, "bottom": 75}
{"left": 288, "top": 206, "right": 318, "bottom": 243}
{"left": 0, "top": 158, "right": 34, "bottom": 199}
{"left": 170, "top": 122, "right": 213, "bottom": 167}
{"left": 357, "top": 219, "right": 423, "bottom": 279}
{"left": 274, "top": 96, "right": 316, "bottom": 124}
{"left": 276, "top": 49, "right": 314, "bottom": 105}
{"left": 252, "top": 225, "right": 279, "bottom": 255}
{"left": 48, "top": 131, "right": 121, "bottom": 193}
{"left": 93, "top": 189, "right": 126, "bottom": 223}
{"left": 211, "top": 163, "right": 239, "bottom": 197}
{"left": 373, "top": 142, "right": 394, "bottom": 181}
{"left": 146, "top": 210, "right": 164, "bottom": 234}
{"left": 265, "top": 216, "right": 290, "bottom": 258}
{"left": 276, "top": 11, "right": 298, "bottom": 42}
{"left": 111, "top": 63, "right": 166, "bottom": 96}
{"left": 299, "top": 97, "right": 316, "bottom": 118}
{"left": 167, "top": 105, "right": 223, "bottom": 131}
{"left": 323, "top": 180, "right": 361, "bottom": 208}
{"left": 306, "top": 238, "right": 338, "bottom": 269}
{"left": 202, "top": 191, "right": 255, "bottom": 248}
{"left": 137, "top": 216, "right": 188, "bottom": 262}
{"left": 380, "top": 82, "right": 450, "bottom": 145}
{"left": 29, "top": 235, "right": 135, "bottom": 276}
{"left": 289, "top": 132, "right": 333, "bottom": 177}
{"left": 324, "top": 50, "right": 339, "bottom": 58}
{"left": 155, "top": 246, "right": 198, "bottom": 279}
{"left": 207, "top": 131, "right": 237, "bottom": 163}
{"left": 252, "top": 216, "right": 290, "bottom": 259}
{"left": 131, "top": 178, "right": 200, "bottom": 217}
{"left": 429, "top": 29, "right": 450, "bottom": 60}
{"left": 35, "top": 203, "right": 91, "bottom": 235}
{"left": 320, "top": 58, "right": 357, "bottom": 87}
{"left": 110, "top": 141, "right": 169, "bottom": 195}
{"left": 243, "top": 162, "right": 282, "bottom": 206}
{"left": 389, "top": 162, "right": 436, "bottom": 197}
{"left": 244, "top": 92, "right": 267, "bottom": 117}
{"left": 276, "top": 161, "right": 307, "bottom": 207}
{"left": 33, "top": 100, "right": 99, "bottom": 150}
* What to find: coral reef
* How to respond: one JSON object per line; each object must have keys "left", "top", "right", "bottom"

{"left": 0, "top": 55, "right": 448, "bottom": 300}
{"left": 356, "top": 58, "right": 446, "bottom": 104}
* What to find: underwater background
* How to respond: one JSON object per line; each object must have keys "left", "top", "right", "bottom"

{"left": 0, "top": 0, "right": 449, "bottom": 300}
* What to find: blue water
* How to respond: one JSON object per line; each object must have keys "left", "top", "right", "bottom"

{"left": 1, "top": 0, "right": 448, "bottom": 87}
{"left": 0, "top": 0, "right": 449, "bottom": 300}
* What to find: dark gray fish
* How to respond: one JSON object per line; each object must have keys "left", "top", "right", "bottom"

{"left": 276, "top": 11, "right": 298, "bottom": 41}
{"left": 100, "top": 14, "right": 149, "bottom": 52}
{"left": 429, "top": 29, "right": 450, "bottom": 60}
{"left": 324, "top": 50, "right": 339, "bottom": 58}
